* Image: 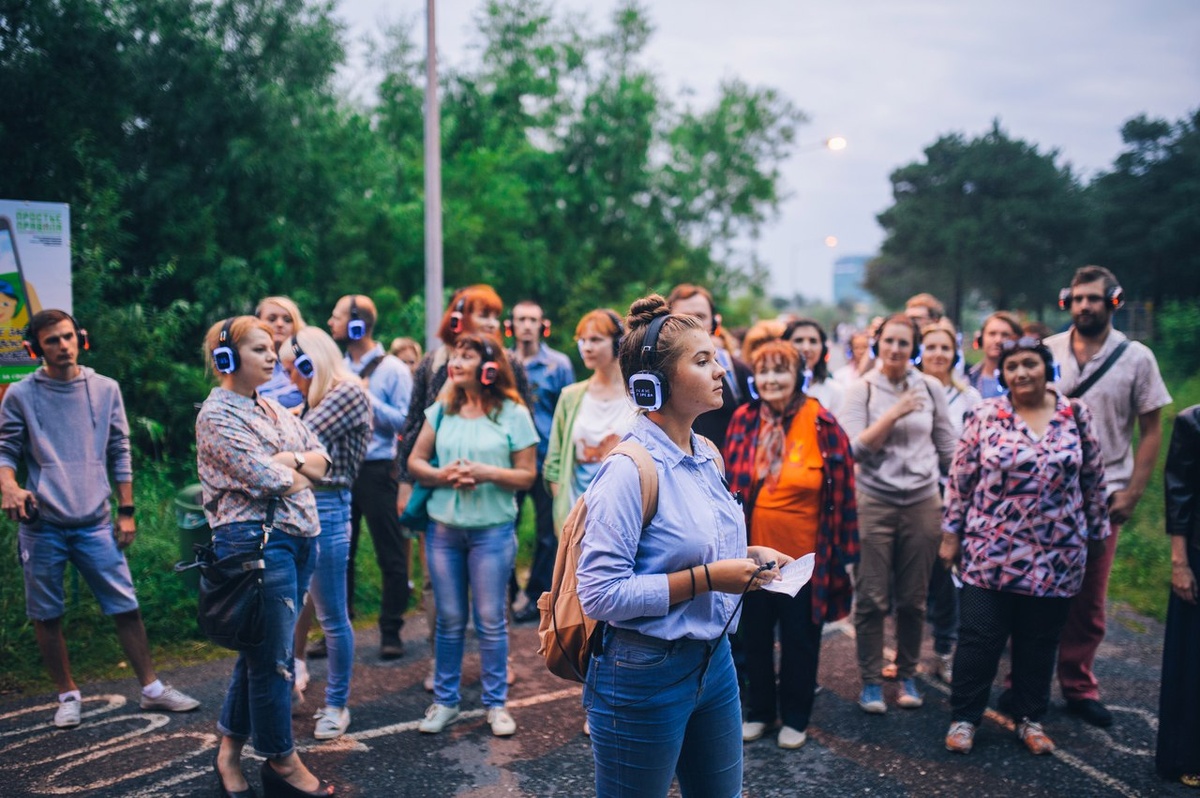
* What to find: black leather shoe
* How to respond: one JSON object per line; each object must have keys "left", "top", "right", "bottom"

{"left": 380, "top": 637, "right": 405, "bottom": 660}
{"left": 260, "top": 761, "right": 334, "bottom": 797}
{"left": 1065, "top": 698, "right": 1113, "bottom": 727}
{"left": 512, "top": 604, "right": 540, "bottom": 624}
{"left": 215, "top": 754, "right": 257, "bottom": 798}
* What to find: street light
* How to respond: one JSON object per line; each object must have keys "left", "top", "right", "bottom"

{"left": 797, "top": 135, "right": 848, "bottom": 154}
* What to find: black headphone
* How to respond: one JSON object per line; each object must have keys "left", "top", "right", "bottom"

{"left": 291, "top": 336, "right": 315, "bottom": 379}
{"left": 449, "top": 295, "right": 467, "bottom": 335}
{"left": 627, "top": 315, "right": 670, "bottom": 411}
{"left": 869, "top": 316, "right": 920, "bottom": 362}
{"left": 996, "top": 337, "right": 1059, "bottom": 389}
{"left": 347, "top": 295, "right": 367, "bottom": 341}
{"left": 211, "top": 318, "right": 239, "bottom": 374}
{"left": 503, "top": 307, "right": 551, "bottom": 339}
{"left": 478, "top": 338, "right": 500, "bottom": 386}
{"left": 1058, "top": 283, "right": 1124, "bottom": 311}
{"left": 24, "top": 312, "right": 90, "bottom": 359}
{"left": 917, "top": 326, "right": 960, "bottom": 369}
{"left": 603, "top": 309, "right": 624, "bottom": 357}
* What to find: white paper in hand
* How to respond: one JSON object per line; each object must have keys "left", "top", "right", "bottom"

{"left": 760, "top": 553, "right": 815, "bottom": 597}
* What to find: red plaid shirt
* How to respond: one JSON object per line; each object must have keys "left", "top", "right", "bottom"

{"left": 723, "top": 398, "right": 859, "bottom": 624}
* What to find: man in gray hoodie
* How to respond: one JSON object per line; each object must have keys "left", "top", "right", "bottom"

{"left": 0, "top": 310, "right": 199, "bottom": 728}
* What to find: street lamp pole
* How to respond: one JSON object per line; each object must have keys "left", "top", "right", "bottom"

{"left": 423, "top": 0, "right": 444, "bottom": 350}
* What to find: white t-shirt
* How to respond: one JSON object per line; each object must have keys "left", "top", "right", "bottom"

{"left": 571, "top": 392, "right": 637, "bottom": 498}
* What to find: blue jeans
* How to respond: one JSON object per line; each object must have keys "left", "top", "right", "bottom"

{"left": 425, "top": 521, "right": 515, "bottom": 708}
{"left": 214, "top": 522, "right": 311, "bottom": 758}
{"left": 300, "top": 489, "right": 354, "bottom": 709}
{"left": 19, "top": 518, "right": 139, "bottom": 620}
{"left": 584, "top": 629, "right": 742, "bottom": 798}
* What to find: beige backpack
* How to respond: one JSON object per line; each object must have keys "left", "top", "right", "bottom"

{"left": 536, "top": 441, "right": 658, "bottom": 683}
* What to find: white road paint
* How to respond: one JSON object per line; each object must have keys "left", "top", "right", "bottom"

{"left": 0, "top": 687, "right": 584, "bottom": 795}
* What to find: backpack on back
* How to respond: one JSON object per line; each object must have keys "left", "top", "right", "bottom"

{"left": 536, "top": 440, "right": 658, "bottom": 683}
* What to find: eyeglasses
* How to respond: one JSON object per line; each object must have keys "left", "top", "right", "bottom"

{"left": 1000, "top": 336, "right": 1044, "bottom": 353}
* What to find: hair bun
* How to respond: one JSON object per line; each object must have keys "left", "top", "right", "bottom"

{"left": 626, "top": 294, "right": 670, "bottom": 332}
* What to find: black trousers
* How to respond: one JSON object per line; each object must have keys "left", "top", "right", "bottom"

{"left": 518, "top": 475, "right": 557, "bottom": 603}
{"left": 348, "top": 459, "right": 409, "bottom": 638}
{"left": 1156, "top": 543, "right": 1200, "bottom": 780}
{"left": 950, "top": 584, "right": 1070, "bottom": 724}
{"left": 740, "top": 584, "right": 823, "bottom": 731}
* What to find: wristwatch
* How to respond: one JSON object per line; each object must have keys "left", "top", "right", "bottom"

{"left": 293, "top": 452, "right": 307, "bottom": 471}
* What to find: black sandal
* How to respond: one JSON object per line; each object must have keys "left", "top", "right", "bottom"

{"left": 215, "top": 753, "right": 257, "bottom": 798}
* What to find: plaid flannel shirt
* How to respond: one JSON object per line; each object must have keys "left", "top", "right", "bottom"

{"left": 723, "top": 398, "right": 860, "bottom": 624}
{"left": 302, "top": 381, "right": 373, "bottom": 489}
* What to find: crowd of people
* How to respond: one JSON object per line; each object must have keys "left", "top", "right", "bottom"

{"left": 0, "top": 263, "right": 1195, "bottom": 797}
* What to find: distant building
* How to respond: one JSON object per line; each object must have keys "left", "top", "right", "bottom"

{"left": 833, "top": 255, "right": 873, "bottom": 306}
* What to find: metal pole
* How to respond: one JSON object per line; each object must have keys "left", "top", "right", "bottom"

{"left": 423, "top": 0, "right": 444, "bottom": 350}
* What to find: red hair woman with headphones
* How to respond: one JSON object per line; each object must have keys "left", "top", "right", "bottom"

{"left": 406, "top": 333, "right": 537, "bottom": 738}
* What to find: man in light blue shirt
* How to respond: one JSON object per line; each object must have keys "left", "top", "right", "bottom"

{"left": 329, "top": 294, "right": 414, "bottom": 658}
{"left": 507, "top": 300, "right": 574, "bottom": 622}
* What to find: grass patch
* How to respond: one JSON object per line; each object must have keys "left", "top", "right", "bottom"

{"left": 1108, "top": 371, "right": 1200, "bottom": 621}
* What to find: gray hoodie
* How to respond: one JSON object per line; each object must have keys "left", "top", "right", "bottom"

{"left": 0, "top": 367, "right": 132, "bottom": 527}
{"left": 839, "top": 366, "right": 956, "bottom": 506}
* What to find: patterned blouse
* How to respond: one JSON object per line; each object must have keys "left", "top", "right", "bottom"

{"left": 942, "top": 391, "right": 1110, "bottom": 597}
{"left": 196, "top": 387, "right": 328, "bottom": 537}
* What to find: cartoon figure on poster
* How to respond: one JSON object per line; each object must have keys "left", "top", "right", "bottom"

{"left": 0, "top": 216, "right": 44, "bottom": 362}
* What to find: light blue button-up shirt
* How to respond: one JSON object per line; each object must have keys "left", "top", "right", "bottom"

{"left": 576, "top": 415, "right": 746, "bottom": 641}
{"left": 345, "top": 344, "right": 413, "bottom": 462}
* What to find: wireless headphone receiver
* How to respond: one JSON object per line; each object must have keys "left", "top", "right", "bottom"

{"left": 449, "top": 295, "right": 467, "bottom": 335}
{"left": 24, "top": 312, "right": 90, "bottom": 359}
{"left": 291, "top": 336, "right": 315, "bottom": 379}
{"left": 1058, "top": 283, "right": 1125, "bottom": 311}
{"left": 478, "top": 338, "right": 500, "bottom": 386}
{"left": 211, "top": 318, "right": 239, "bottom": 374}
{"left": 604, "top": 309, "right": 624, "bottom": 357}
{"left": 628, "top": 314, "right": 671, "bottom": 412}
{"left": 347, "top": 295, "right": 367, "bottom": 341}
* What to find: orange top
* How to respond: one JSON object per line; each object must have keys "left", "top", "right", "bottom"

{"left": 749, "top": 400, "right": 823, "bottom": 559}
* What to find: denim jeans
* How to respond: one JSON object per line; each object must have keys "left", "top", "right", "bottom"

{"left": 425, "top": 521, "right": 515, "bottom": 708}
{"left": 584, "top": 629, "right": 742, "bottom": 798}
{"left": 18, "top": 518, "right": 139, "bottom": 620}
{"left": 214, "top": 521, "right": 311, "bottom": 758}
{"left": 299, "top": 489, "right": 354, "bottom": 709}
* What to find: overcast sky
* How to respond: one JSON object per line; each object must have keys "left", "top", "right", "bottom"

{"left": 335, "top": 0, "right": 1200, "bottom": 302}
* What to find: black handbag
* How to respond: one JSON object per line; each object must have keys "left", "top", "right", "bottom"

{"left": 176, "top": 498, "right": 278, "bottom": 651}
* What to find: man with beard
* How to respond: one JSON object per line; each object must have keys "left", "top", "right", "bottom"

{"left": 1044, "top": 265, "right": 1171, "bottom": 727}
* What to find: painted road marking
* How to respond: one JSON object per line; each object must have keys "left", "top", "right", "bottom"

{"left": 0, "top": 687, "right": 584, "bottom": 796}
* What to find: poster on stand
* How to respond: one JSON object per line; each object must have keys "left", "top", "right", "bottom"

{"left": 0, "top": 200, "right": 71, "bottom": 384}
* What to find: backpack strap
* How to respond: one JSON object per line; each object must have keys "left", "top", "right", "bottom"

{"left": 609, "top": 441, "right": 659, "bottom": 527}
{"left": 696, "top": 433, "right": 725, "bottom": 476}
{"left": 1067, "top": 339, "right": 1130, "bottom": 399}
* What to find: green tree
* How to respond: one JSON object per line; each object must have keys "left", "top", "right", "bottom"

{"left": 1086, "top": 110, "right": 1200, "bottom": 306}
{"left": 870, "top": 121, "right": 1089, "bottom": 322}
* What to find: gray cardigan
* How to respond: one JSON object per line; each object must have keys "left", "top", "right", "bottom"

{"left": 838, "top": 366, "right": 956, "bottom": 506}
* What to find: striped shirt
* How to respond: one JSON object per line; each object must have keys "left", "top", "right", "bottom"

{"left": 196, "top": 387, "right": 327, "bottom": 537}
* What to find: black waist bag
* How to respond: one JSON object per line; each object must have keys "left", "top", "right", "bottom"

{"left": 175, "top": 499, "right": 276, "bottom": 651}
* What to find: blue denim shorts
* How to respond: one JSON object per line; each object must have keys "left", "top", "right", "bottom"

{"left": 18, "top": 518, "right": 140, "bottom": 621}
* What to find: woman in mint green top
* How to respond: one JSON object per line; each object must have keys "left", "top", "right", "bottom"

{"left": 407, "top": 333, "right": 537, "bottom": 737}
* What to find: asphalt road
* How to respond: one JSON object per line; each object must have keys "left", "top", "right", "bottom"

{"left": 0, "top": 603, "right": 1189, "bottom": 797}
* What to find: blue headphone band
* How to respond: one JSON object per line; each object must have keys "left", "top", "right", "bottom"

{"left": 291, "top": 336, "right": 315, "bottom": 379}
{"left": 211, "top": 317, "right": 239, "bottom": 374}
{"left": 347, "top": 295, "right": 367, "bottom": 340}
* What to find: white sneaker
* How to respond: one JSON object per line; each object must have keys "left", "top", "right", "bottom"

{"left": 54, "top": 698, "right": 82, "bottom": 728}
{"left": 418, "top": 703, "right": 460, "bottom": 733}
{"left": 139, "top": 685, "right": 200, "bottom": 712}
{"left": 487, "top": 706, "right": 516, "bottom": 737}
{"left": 777, "top": 726, "right": 807, "bottom": 749}
{"left": 742, "top": 721, "right": 767, "bottom": 742}
{"left": 313, "top": 705, "right": 351, "bottom": 740}
{"left": 935, "top": 653, "right": 953, "bottom": 684}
